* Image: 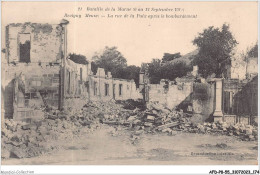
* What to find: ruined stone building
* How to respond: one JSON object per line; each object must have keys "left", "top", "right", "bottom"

{"left": 2, "top": 19, "right": 141, "bottom": 121}
{"left": 2, "top": 19, "right": 257, "bottom": 126}
{"left": 139, "top": 62, "right": 258, "bottom": 125}
{"left": 231, "top": 56, "right": 258, "bottom": 80}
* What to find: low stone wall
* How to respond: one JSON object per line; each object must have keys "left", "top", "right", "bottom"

{"left": 224, "top": 115, "right": 258, "bottom": 125}
{"left": 224, "top": 115, "right": 236, "bottom": 124}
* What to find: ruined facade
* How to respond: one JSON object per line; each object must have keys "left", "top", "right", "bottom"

{"left": 140, "top": 64, "right": 258, "bottom": 125}
{"left": 143, "top": 66, "right": 215, "bottom": 123}
{"left": 231, "top": 56, "right": 258, "bottom": 80}
{"left": 89, "top": 68, "right": 140, "bottom": 102}
{"left": 3, "top": 20, "right": 69, "bottom": 121}
{"left": 2, "top": 20, "right": 141, "bottom": 121}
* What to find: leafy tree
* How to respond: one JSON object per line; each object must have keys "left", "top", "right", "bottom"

{"left": 162, "top": 61, "right": 192, "bottom": 80}
{"left": 92, "top": 46, "right": 127, "bottom": 77}
{"left": 162, "top": 52, "right": 182, "bottom": 62}
{"left": 91, "top": 62, "right": 98, "bottom": 74}
{"left": 243, "top": 43, "right": 258, "bottom": 79}
{"left": 91, "top": 46, "right": 140, "bottom": 86}
{"left": 247, "top": 43, "right": 258, "bottom": 58}
{"left": 68, "top": 53, "right": 88, "bottom": 65}
{"left": 192, "top": 24, "right": 238, "bottom": 78}
{"left": 147, "top": 56, "right": 192, "bottom": 84}
{"left": 124, "top": 65, "right": 141, "bottom": 87}
{"left": 148, "top": 59, "right": 163, "bottom": 84}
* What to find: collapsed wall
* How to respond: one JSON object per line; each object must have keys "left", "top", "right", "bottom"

{"left": 2, "top": 63, "right": 61, "bottom": 121}
{"left": 62, "top": 59, "right": 90, "bottom": 111}
{"left": 3, "top": 22, "right": 66, "bottom": 121}
{"left": 148, "top": 78, "right": 215, "bottom": 123}
{"left": 89, "top": 68, "right": 142, "bottom": 102}
{"left": 2, "top": 20, "right": 143, "bottom": 121}
{"left": 5, "top": 22, "right": 65, "bottom": 64}
{"left": 148, "top": 79, "right": 193, "bottom": 110}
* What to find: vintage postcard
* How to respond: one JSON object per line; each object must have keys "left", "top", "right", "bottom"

{"left": 1, "top": 0, "right": 258, "bottom": 173}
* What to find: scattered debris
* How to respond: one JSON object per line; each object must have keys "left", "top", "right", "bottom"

{"left": 2, "top": 100, "right": 258, "bottom": 160}
{"left": 102, "top": 101, "right": 258, "bottom": 142}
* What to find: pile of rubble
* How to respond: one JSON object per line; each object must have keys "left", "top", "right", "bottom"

{"left": 119, "top": 102, "right": 193, "bottom": 135}
{"left": 104, "top": 101, "right": 258, "bottom": 142}
{"left": 116, "top": 99, "right": 146, "bottom": 111}
{"left": 185, "top": 121, "right": 258, "bottom": 141}
{"left": 1, "top": 100, "right": 124, "bottom": 159}
{"left": 2, "top": 100, "right": 257, "bottom": 159}
{"left": 2, "top": 118, "right": 93, "bottom": 159}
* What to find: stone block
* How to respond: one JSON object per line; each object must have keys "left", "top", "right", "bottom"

{"left": 239, "top": 116, "right": 250, "bottom": 125}
{"left": 127, "top": 115, "right": 137, "bottom": 122}
{"left": 161, "top": 128, "right": 172, "bottom": 133}
{"left": 10, "top": 147, "right": 27, "bottom": 159}
{"left": 214, "top": 116, "right": 223, "bottom": 123}
{"left": 147, "top": 115, "right": 155, "bottom": 121}
{"left": 224, "top": 115, "right": 236, "bottom": 125}
{"left": 157, "top": 122, "right": 179, "bottom": 130}
{"left": 144, "top": 122, "right": 153, "bottom": 127}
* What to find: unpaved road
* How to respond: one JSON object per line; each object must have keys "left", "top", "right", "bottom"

{"left": 2, "top": 124, "right": 258, "bottom": 165}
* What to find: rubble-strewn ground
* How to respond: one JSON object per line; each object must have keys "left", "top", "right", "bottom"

{"left": 1, "top": 100, "right": 258, "bottom": 165}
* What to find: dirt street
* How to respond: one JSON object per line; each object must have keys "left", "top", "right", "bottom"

{"left": 2, "top": 124, "right": 258, "bottom": 165}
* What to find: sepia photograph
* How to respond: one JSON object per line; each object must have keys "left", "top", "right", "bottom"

{"left": 0, "top": 1, "right": 258, "bottom": 172}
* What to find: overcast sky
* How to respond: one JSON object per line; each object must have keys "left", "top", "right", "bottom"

{"left": 2, "top": 1, "right": 258, "bottom": 66}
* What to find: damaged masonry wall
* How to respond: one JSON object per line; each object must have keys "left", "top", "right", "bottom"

{"left": 88, "top": 68, "right": 142, "bottom": 102}
{"left": 147, "top": 76, "right": 257, "bottom": 125}
{"left": 2, "top": 20, "right": 142, "bottom": 121}
{"left": 62, "top": 63, "right": 142, "bottom": 112}
{"left": 62, "top": 58, "right": 91, "bottom": 111}
{"left": 143, "top": 66, "right": 215, "bottom": 123}
{"left": 149, "top": 80, "right": 193, "bottom": 110}
{"left": 3, "top": 22, "right": 66, "bottom": 121}
{"left": 6, "top": 22, "right": 65, "bottom": 63}
{"left": 148, "top": 78, "right": 216, "bottom": 124}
